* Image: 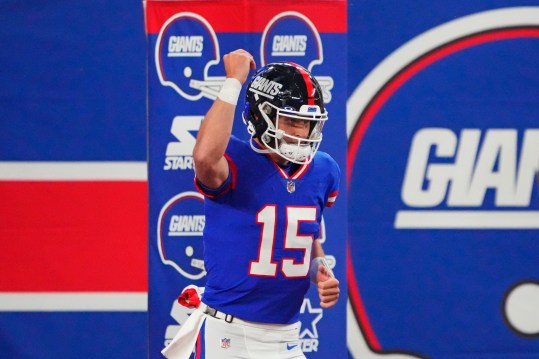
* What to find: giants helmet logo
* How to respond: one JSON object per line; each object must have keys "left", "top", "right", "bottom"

{"left": 157, "top": 191, "right": 206, "bottom": 280}
{"left": 347, "top": 7, "right": 539, "bottom": 358}
{"left": 155, "top": 12, "right": 225, "bottom": 101}
{"left": 260, "top": 11, "right": 334, "bottom": 103}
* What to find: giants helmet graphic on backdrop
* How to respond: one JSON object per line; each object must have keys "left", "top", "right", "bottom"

{"left": 260, "top": 11, "right": 334, "bottom": 103}
{"left": 155, "top": 12, "right": 225, "bottom": 101}
{"left": 157, "top": 191, "right": 206, "bottom": 280}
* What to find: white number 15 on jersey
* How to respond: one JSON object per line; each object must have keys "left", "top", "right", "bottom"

{"left": 249, "top": 205, "right": 317, "bottom": 278}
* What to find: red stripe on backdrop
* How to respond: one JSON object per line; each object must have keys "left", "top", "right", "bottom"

{"left": 347, "top": 246, "right": 381, "bottom": 351}
{"left": 0, "top": 181, "right": 148, "bottom": 292}
{"left": 145, "top": 0, "right": 346, "bottom": 34}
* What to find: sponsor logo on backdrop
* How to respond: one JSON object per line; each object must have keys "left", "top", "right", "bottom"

{"left": 298, "top": 217, "right": 334, "bottom": 353}
{"left": 164, "top": 116, "right": 203, "bottom": 171}
{"left": 260, "top": 11, "right": 334, "bottom": 103}
{"left": 298, "top": 298, "right": 323, "bottom": 352}
{"left": 158, "top": 191, "right": 206, "bottom": 280}
{"left": 155, "top": 12, "right": 225, "bottom": 101}
{"left": 396, "top": 128, "right": 539, "bottom": 229}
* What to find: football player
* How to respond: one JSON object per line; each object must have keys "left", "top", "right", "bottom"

{"left": 163, "top": 49, "right": 340, "bottom": 359}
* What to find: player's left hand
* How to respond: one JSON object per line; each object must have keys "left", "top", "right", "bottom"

{"left": 316, "top": 265, "right": 340, "bottom": 308}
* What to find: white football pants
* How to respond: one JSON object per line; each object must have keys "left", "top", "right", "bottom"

{"left": 199, "top": 314, "right": 306, "bottom": 359}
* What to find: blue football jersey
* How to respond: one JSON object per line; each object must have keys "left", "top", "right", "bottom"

{"left": 196, "top": 135, "right": 340, "bottom": 324}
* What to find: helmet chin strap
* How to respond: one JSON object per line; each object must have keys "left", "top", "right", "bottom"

{"left": 249, "top": 137, "right": 272, "bottom": 155}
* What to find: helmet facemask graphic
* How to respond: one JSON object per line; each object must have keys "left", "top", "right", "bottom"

{"left": 243, "top": 62, "right": 328, "bottom": 165}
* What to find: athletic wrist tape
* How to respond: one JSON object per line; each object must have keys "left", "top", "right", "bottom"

{"left": 218, "top": 78, "right": 242, "bottom": 106}
{"left": 310, "top": 256, "right": 334, "bottom": 283}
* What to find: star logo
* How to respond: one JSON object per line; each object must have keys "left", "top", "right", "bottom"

{"left": 299, "top": 298, "right": 323, "bottom": 339}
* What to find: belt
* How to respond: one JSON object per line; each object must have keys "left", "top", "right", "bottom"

{"left": 202, "top": 304, "right": 301, "bottom": 331}
{"left": 203, "top": 304, "right": 247, "bottom": 324}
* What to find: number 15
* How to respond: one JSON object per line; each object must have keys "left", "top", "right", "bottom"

{"left": 249, "top": 205, "right": 317, "bottom": 278}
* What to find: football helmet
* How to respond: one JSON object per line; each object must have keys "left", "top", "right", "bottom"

{"left": 242, "top": 62, "right": 328, "bottom": 164}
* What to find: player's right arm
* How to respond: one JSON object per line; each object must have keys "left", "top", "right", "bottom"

{"left": 193, "top": 49, "right": 256, "bottom": 189}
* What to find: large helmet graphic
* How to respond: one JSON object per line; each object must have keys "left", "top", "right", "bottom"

{"left": 260, "top": 11, "right": 333, "bottom": 103}
{"left": 155, "top": 12, "right": 225, "bottom": 101}
{"left": 242, "top": 62, "right": 328, "bottom": 165}
{"left": 157, "top": 191, "right": 206, "bottom": 280}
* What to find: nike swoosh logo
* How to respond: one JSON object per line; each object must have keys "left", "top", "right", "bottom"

{"left": 287, "top": 344, "right": 298, "bottom": 350}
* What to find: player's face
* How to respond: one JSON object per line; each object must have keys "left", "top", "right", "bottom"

{"left": 278, "top": 116, "right": 310, "bottom": 139}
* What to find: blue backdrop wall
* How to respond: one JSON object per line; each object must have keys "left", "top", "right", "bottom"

{"left": 346, "top": 2, "right": 539, "bottom": 358}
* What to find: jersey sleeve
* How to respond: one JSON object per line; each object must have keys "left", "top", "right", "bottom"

{"left": 193, "top": 138, "right": 239, "bottom": 199}
{"left": 194, "top": 166, "right": 232, "bottom": 198}
{"left": 322, "top": 153, "right": 341, "bottom": 208}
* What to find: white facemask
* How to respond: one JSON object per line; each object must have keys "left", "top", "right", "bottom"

{"left": 278, "top": 140, "right": 313, "bottom": 163}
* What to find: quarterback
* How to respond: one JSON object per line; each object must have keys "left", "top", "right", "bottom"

{"left": 163, "top": 49, "right": 340, "bottom": 359}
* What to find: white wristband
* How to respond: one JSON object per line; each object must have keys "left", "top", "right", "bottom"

{"left": 309, "top": 256, "right": 334, "bottom": 283}
{"left": 218, "top": 78, "right": 242, "bottom": 106}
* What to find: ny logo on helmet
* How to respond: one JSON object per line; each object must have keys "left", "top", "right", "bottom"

{"left": 260, "top": 11, "right": 334, "bottom": 103}
{"left": 155, "top": 12, "right": 225, "bottom": 101}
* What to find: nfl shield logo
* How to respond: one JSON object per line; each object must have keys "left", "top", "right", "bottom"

{"left": 287, "top": 180, "right": 296, "bottom": 193}
{"left": 221, "top": 338, "right": 231, "bottom": 349}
